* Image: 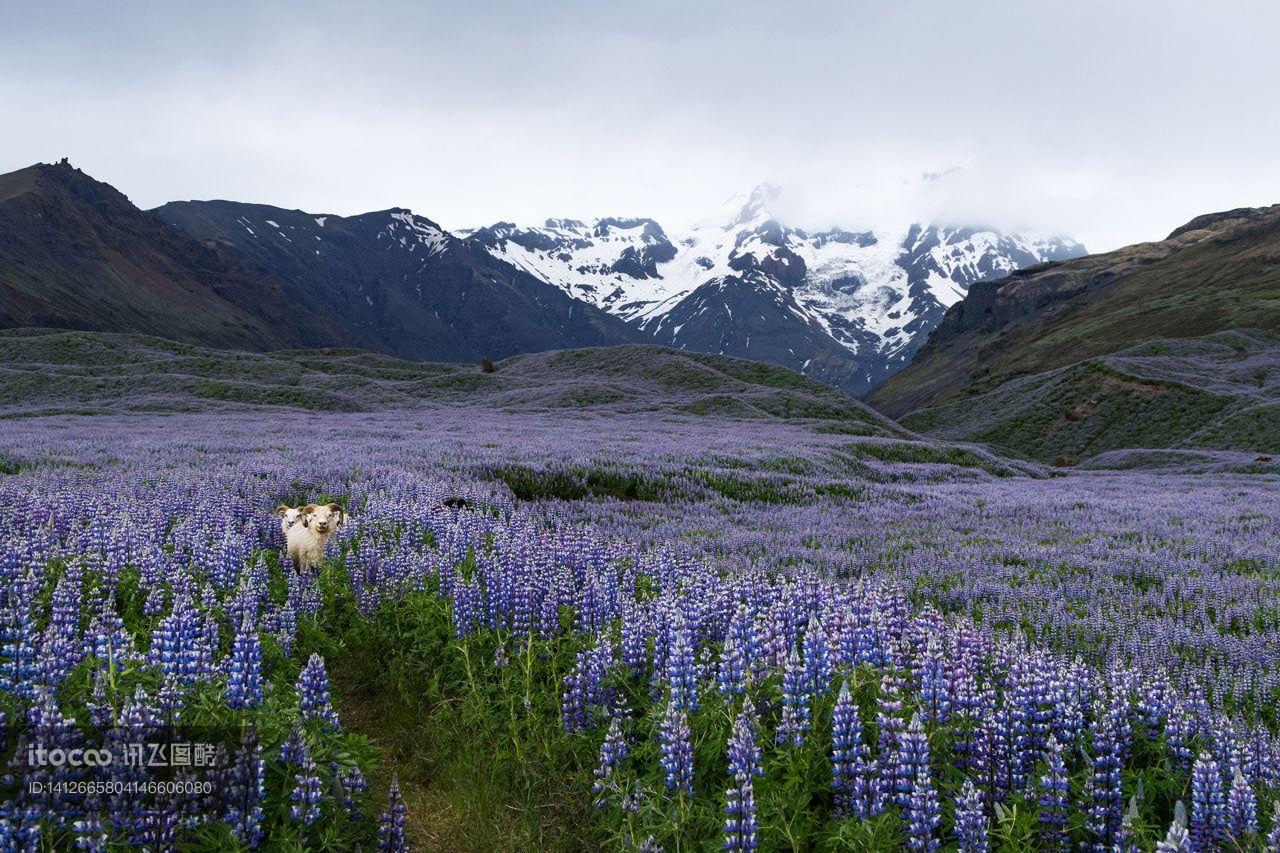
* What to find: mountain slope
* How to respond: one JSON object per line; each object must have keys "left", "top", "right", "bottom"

{"left": 468, "top": 185, "right": 1084, "bottom": 394}
{"left": 868, "top": 204, "right": 1280, "bottom": 417}
{"left": 0, "top": 161, "right": 291, "bottom": 349}
{"left": 155, "top": 200, "right": 643, "bottom": 362}
{"left": 900, "top": 330, "right": 1279, "bottom": 463}
{"left": 0, "top": 160, "right": 642, "bottom": 363}
{"left": 0, "top": 327, "right": 904, "bottom": 438}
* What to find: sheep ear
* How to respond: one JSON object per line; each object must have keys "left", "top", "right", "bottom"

{"left": 301, "top": 504, "right": 318, "bottom": 526}
{"left": 272, "top": 504, "right": 290, "bottom": 517}
{"left": 327, "top": 503, "right": 345, "bottom": 524}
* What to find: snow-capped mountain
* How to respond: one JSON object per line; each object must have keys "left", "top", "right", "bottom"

{"left": 466, "top": 185, "right": 1084, "bottom": 394}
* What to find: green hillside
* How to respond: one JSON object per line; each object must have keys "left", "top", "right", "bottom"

{"left": 0, "top": 328, "right": 908, "bottom": 437}
{"left": 869, "top": 205, "right": 1280, "bottom": 418}
{"left": 901, "top": 330, "right": 1280, "bottom": 463}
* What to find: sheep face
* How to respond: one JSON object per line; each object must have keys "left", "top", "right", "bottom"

{"left": 273, "top": 504, "right": 303, "bottom": 535}
{"left": 303, "top": 503, "right": 344, "bottom": 537}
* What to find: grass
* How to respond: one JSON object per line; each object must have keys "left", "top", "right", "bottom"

{"left": 901, "top": 332, "right": 1280, "bottom": 463}
{"left": 300, "top": 565, "right": 597, "bottom": 851}
{"left": 0, "top": 330, "right": 900, "bottom": 439}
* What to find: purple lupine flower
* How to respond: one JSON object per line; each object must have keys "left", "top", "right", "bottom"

{"left": 1085, "top": 697, "right": 1124, "bottom": 851}
{"left": 717, "top": 603, "right": 753, "bottom": 698}
{"left": 723, "top": 698, "right": 762, "bottom": 853}
{"left": 378, "top": 774, "right": 408, "bottom": 852}
{"left": 918, "top": 632, "right": 951, "bottom": 724}
{"left": 563, "top": 632, "right": 614, "bottom": 733}
{"left": 71, "top": 811, "right": 107, "bottom": 852}
{"left": 289, "top": 744, "right": 323, "bottom": 826}
{"left": 658, "top": 695, "right": 693, "bottom": 796}
{"left": 223, "top": 728, "right": 265, "bottom": 848}
{"left": 87, "top": 668, "right": 112, "bottom": 728}
{"left": 143, "top": 586, "right": 167, "bottom": 617}
{"left": 877, "top": 669, "right": 909, "bottom": 808}
{"left": 896, "top": 711, "right": 931, "bottom": 806}
{"left": 905, "top": 764, "right": 940, "bottom": 852}
{"left": 900, "top": 714, "right": 938, "bottom": 851}
{"left": 225, "top": 613, "right": 263, "bottom": 710}
{"left": 1156, "top": 801, "right": 1192, "bottom": 852}
{"left": 831, "top": 679, "right": 876, "bottom": 818}
{"left": 88, "top": 600, "right": 137, "bottom": 667}
{"left": 39, "top": 568, "right": 83, "bottom": 689}
{"left": 280, "top": 722, "right": 308, "bottom": 765}
{"left": 954, "top": 778, "right": 989, "bottom": 853}
{"left": 297, "top": 653, "right": 342, "bottom": 731}
{"left": 619, "top": 601, "right": 649, "bottom": 678}
{"left": 1037, "top": 735, "right": 1070, "bottom": 849}
{"left": 776, "top": 644, "right": 810, "bottom": 747}
{"left": 1224, "top": 766, "right": 1257, "bottom": 843}
{"left": 1190, "top": 751, "right": 1225, "bottom": 851}
{"left": 148, "top": 594, "right": 204, "bottom": 683}
{"left": 337, "top": 764, "right": 368, "bottom": 819}
{"left": 592, "top": 714, "right": 629, "bottom": 807}
{"left": 156, "top": 673, "right": 183, "bottom": 724}
{"left": 665, "top": 613, "right": 699, "bottom": 713}
{"left": 802, "top": 613, "right": 833, "bottom": 698}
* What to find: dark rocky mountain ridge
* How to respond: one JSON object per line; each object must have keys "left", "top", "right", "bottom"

{"left": 0, "top": 160, "right": 642, "bottom": 362}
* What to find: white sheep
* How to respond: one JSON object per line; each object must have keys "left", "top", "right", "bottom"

{"left": 285, "top": 502, "right": 345, "bottom": 574}
{"left": 271, "top": 504, "right": 304, "bottom": 536}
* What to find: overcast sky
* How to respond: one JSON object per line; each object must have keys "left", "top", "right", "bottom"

{"left": 3, "top": 1, "right": 1278, "bottom": 250}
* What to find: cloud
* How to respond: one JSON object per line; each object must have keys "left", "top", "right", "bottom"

{"left": 4, "top": 0, "right": 1279, "bottom": 250}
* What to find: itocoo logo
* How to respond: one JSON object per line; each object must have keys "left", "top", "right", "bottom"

{"left": 27, "top": 744, "right": 113, "bottom": 767}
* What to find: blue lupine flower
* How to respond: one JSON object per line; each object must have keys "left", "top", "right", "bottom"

{"left": 1224, "top": 766, "right": 1257, "bottom": 843}
{"left": 563, "top": 632, "right": 614, "bottom": 733}
{"left": 918, "top": 632, "right": 951, "bottom": 724}
{"left": 1085, "top": 697, "right": 1124, "bottom": 851}
{"left": 223, "top": 728, "right": 265, "bottom": 848}
{"left": 148, "top": 594, "right": 205, "bottom": 683}
{"left": 1038, "top": 735, "right": 1069, "bottom": 848}
{"left": 378, "top": 774, "right": 408, "bottom": 852}
{"left": 802, "top": 613, "right": 832, "bottom": 698}
{"left": 900, "top": 714, "right": 938, "bottom": 851}
{"left": 658, "top": 695, "right": 693, "bottom": 796}
{"left": 723, "top": 698, "right": 761, "bottom": 853}
{"left": 226, "top": 613, "right": 263, "bottom": 710}
{"left": 71, "top": 811, "right": 107, "bottom": 852}
{"left": 877, "top": 669, "right": 908, "bottom": 807}
{"left": 280, "top": 722, "right": 308, "bottom": 765}
{"left": 592, "top": 713, "right": 630, "bottom": 807}
{"left": 156, "top": 673, "right": 183, "bottom": 724}
{"left": 831, "top": 679, "right": 876, "bottom": 818}
{"left": 297, "top": 653, "right": 342, "bottom": 731}
{"left": 1190, "top": 751, "right": 1225, "bottom": 851}
{"left": 717, "top": 602, "right": 753, "bottom": 698}
{"left": 338, "top": 764, "right": 368, "bottom": 819}
{"left": 665, "top": 613, "right": 699, "bottom": 713}
{"left": 289, "top": 744, "right": 323, "bottom": 826}
{"left": 776, "top": 644, "right": 810, "bottom": 747}
{"left": 954, "top": 778, "right": 989, "bottom": 853}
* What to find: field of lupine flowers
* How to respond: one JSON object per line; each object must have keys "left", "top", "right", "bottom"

{"left": 1, "top": 407, "right": 1278, "bottom": 851}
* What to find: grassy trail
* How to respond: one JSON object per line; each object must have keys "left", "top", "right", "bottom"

{"left": 307, "top": 576, "right": 597, "bottom": 852}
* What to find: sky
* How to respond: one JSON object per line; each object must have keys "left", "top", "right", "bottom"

{"left": 3, "top": 0, "right": 1279, "bottom": 251}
